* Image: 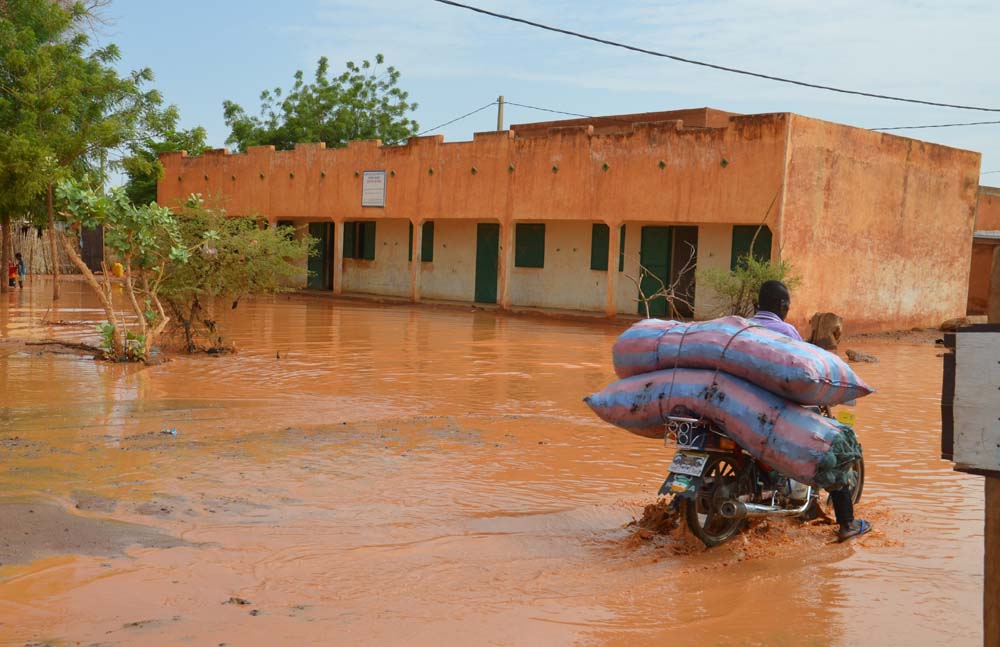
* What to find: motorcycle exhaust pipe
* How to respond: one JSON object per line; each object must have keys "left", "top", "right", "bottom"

{"left": 719, "top": 490, "right": 813, "bottom": 520}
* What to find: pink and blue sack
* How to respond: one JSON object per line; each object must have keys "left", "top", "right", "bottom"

{"left": 611, "top": 316, "right": 873, "bottom": 406}
{"left": 584, "top": 368, "right": 861, "bottom": 490}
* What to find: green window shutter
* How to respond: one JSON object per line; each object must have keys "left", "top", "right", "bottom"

{"left": 343, "top": 222, "right": 357, "bottom": 259}
{"left": 408, "top": 222, "right": 414, "bottom": 262}
{"left": 730, "top": 225, "right": 772, "bottom": 270}
{"left": 361, "top": 222, "right": 376, "bottom": 260}
{"left": 590, "top": 223, "right": 609, "bottom": 271}
{"left": 619, "top": 224, "right": 626, "bottom": 272}
{"left": 421, "top": 221, "right": 434, "bottom": 262}
{"left": 514, "top": 223, "right": 545, "bottom": 268}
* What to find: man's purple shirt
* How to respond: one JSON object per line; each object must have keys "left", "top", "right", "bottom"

{"left": 748, "top": 310, "right": 803, "bottom": 341}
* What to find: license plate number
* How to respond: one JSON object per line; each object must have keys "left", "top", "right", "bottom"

{"left": 669, "top": 452, "right": 708, "bottom": 477}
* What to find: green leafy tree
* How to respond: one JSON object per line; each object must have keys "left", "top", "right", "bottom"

{"left": 223, "top": 54, "right": 418, "bottom": 152}
{"left": 55, "top": 179, "right": 195, "bottom": 360}
{"left": 121, "top": 125, "right": 208, "bottom": 205}
{"left": 0, "top": 0, "right": 177, "bottom": 299}
{"left": 700, "top": 255, "right": 801, "bottom": 318}
{"left": 160, "top": 196, "right": 313, "bottom": 351}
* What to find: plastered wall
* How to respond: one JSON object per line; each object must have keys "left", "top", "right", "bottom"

{"left": 419, "top": 220, "right": 479, "bottom": 302}
{"left": 507, "top": 220, "right": 607, "bottom": 311}
{"left": 780, "top": 115, "right": 980, "bottom": 332}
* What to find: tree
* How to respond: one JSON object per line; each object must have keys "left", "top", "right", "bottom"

{"left": 160, "top": 196, "right": 313, "bottom": 352}
{"left": 121, "top": 125, "right": 208, "bottom": 205}
{"left": 699, "top": 255, "right": 801, "bottom": 318}
{"left": 0, "top": 0, "right": 177, "bottom": 300}
{"left": 0, "top": 0, "right": 64, "bottom": 292}
{"left": 55, "top": 179, "right": 192, "bottom": 360}
{"left": 223, "top": 54, "right": 418, "bottom": 152}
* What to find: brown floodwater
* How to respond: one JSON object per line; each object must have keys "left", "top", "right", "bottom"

{"left": 0, "top": 279, "right": 983, "bottom": 646}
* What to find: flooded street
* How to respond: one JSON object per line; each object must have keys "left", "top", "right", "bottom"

{"left": 0, "top": 280, "right": 983, "bottom": 646}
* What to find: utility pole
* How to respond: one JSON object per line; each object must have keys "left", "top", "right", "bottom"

{"left": 943, "top": 245, "right": 1000, "bottom": 647}
{"left": 986, "top": 246, "right": 1000, "bottom": 647}
{"left": 496, "top": 95, "right": 505, "bottom": 131}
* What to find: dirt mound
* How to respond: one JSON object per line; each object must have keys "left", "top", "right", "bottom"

{"left": 0, "top": 500, "right": 186, "bottom": 568}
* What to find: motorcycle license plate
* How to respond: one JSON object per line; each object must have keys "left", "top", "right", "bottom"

{"left": 669, "top": 451, "right": 709, "bottom": 477}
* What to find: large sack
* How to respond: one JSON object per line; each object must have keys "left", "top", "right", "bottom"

{"left": 611, "top": 316, "right": 873, "bottom": 406}
{"left": 584, "top": 368, "right": 861, "bottom": 490}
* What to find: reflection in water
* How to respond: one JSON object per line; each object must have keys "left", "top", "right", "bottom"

{"left": 0, "top": 279, "right": 982, "bottom": 646}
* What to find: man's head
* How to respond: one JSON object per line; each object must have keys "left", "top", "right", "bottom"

{"left": 758, "top": 280, "right": 791, "bottom": 320}
{"left": 14, "top": 253, "right": 21, "bottom": 260}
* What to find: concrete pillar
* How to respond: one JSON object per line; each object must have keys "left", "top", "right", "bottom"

{"left": 333, "top": 220, "right": 344, "bottom": 295}
{"left": 410, "top": 219, "right": 423, "bottom": 302}
{"left": 606, "top": 221, "right": 620, "bottom": 317}
{"left": 499, "top": 220, "right": 515, "bottom": 309}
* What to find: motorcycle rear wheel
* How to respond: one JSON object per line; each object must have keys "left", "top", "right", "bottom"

{"left": 682, "top": 454, "right": 751, "bottom": 547}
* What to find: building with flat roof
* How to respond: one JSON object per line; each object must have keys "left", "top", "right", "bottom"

{"left": 967, "top": 185, "right": 1000, "bottom": 315}
{"left": 158, "top": 107, "right": 982, "bottom": 332}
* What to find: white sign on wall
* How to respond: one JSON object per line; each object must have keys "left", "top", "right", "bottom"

{"left": 361, "top": 170, "right": 386, "bottom": 208}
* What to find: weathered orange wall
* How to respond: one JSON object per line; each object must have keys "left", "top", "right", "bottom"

{"left": 975, "top": 186, "right": 1000, "bottom": 230}
{"left": 967, "top": 241, "right": 998, "bottom": 314}
{"left": 158, "top": 114, "right": 789, "bottom": 229}
{"left": 158, "top": 110, "right": 982, "bottom": 330}
{"left": 780, "top": 115, "right": 981, "bottom": 332}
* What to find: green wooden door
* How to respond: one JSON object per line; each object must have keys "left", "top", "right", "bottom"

{"left": 639, "top": 226, "right": 672, "bottom": 317}
{"left": 307, "top": 222, "right": 333, "bottom": 290}
{"left": 671, "top": 226, "right": 698, "bottom": 318}
{"left": 475, "top": 223, "right": 500, "bottom": 303}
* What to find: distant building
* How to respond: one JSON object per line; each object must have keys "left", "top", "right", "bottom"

{"left": 158, "top": 107, "right": 981, "bottom": 332}
{"left": 967, "top": 186, "right": 1000, "bottom": 315}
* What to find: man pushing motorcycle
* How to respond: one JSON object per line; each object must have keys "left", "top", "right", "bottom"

{"left": 749, "top": 280, "right": 873, "bottom": 542}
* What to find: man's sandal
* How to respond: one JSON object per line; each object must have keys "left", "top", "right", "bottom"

{"left": 837, "top": 519, "right": 872, "bottom": 542}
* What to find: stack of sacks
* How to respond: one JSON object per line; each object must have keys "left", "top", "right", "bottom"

{"left": 584, "top": 317, "right": 874, "bottom": 490}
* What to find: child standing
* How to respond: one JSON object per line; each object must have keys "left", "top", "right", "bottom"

{"left": 6, "top": 260, "right": 15, "bottom": 288}
{"left": 15, "top": 253, "right": 25, "bottom": 288}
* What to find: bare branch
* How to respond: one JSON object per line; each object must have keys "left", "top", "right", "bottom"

{"left": 622, "top": 242, "right": 698, "bottom": 319}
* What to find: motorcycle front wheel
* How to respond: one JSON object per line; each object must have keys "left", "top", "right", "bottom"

{"left": 682, "top": 454, "right": 751, "bottom": 547}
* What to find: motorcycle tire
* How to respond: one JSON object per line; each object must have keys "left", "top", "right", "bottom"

{"left": 683, "top": 454, "right": 750, "bottom": 547}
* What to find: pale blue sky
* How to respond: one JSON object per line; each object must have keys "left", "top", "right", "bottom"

{"left": 103, "top": 0, "right": 1000, "bottom": 182}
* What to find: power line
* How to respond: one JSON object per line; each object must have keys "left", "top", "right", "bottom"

{"left": 417, "top": 101, "right": 498, "bottom": 135}
{"left": 504, "top": 100, "right": 654, "bottom": 127}
{"left": 983, "top": 170, "right": 1000, "bottom": 175}
{"left": 505, "top": 101, "right": 589, "bottom": 120}
{"left": 872, "top": 120, "right": 1000, "bottom": 131}
{"left": 432, "top": 0, "right": 1000, "bottom": 113}
{"left": 511, "top": 98, "right": 1000, "bottom": 134}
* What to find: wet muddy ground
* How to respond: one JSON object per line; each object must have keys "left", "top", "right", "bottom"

{"left": 0, "top": 280, "right": 983, "bottom": 646}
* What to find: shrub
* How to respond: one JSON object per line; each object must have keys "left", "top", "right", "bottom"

{"left": 699, "top": 255, "right": 801, "bottom": 318}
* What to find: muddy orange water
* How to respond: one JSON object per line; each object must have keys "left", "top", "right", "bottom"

{"left": 0, "top": 280, "right": 983, "bottom": 646}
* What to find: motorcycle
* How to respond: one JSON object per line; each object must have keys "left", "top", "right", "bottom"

{"left": 659, "top": 410, "right": 864, "bottom": 547}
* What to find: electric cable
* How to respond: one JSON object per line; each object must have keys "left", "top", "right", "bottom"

{"left": 432, "top": 0, "right": 1000, "bottom": 112}
{"left": 505, "top": 100, "right": 664, "bottom": 126}
{"left": 511, "top": 98, "right": 1000, "bottom": 133}
{"left": 417, "top": 101, "right": 498, "bottom": 135}
{"left": 872, "top": 120, "right": 1000, "bottom": 131}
